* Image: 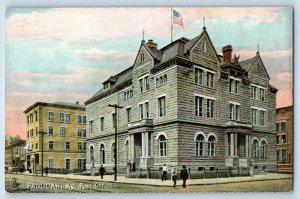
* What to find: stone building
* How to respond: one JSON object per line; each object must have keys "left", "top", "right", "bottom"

{"left": 24, "top": 102, "right": 87, "bottom": 172}
{"left": 276, "top": 105, "right": 293, "bottom": 173}
{"left": 85, "top": 27, "right": 277, "bottom": 174}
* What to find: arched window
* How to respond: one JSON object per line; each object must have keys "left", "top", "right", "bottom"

{"left": 90, "top": 146, "right": 94, "bottom": 166}
{"left": 100, "top": 144, "right": 105, "bottom": 164}
{"left": 252, "top": 140, "right": 259, "bottom": 158}
{"left": 207, "top": 136, "right": 216, "bottom": 157}
{"left": 196, "top": 134, "right": 205, "bottom": 156}
{"left": 159, "top": 135, "right": 167, "bottom": 157}
{"left": 203, "top": 41, "right": 207, "bottom": 53}
{"left": 261, "top": 140, "right": 267, "bottom": 158}
{"left": 111, "top": 143, "right": 115, "bottom": 162}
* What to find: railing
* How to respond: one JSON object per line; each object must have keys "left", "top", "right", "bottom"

{"left": 225, "top": 120, "right": 252, "bottom": 128}
{"left": 128, "top": 119, "right": 153, "bottom": 128}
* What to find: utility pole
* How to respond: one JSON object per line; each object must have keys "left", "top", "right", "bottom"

{"left": 108, "top": 104, "right": 123, "bottom": 181}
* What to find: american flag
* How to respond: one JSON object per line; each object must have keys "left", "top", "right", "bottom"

{"left": 173, "top": 9, "right": 184, "bottom": 29}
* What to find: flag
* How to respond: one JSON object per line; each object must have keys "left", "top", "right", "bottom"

{"left": 173, "top": 9, "right": 184, "bottom": 29}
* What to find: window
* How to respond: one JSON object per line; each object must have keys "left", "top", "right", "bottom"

{"left": 207, "top": 72, "right": 214, "bottom": 88}
{"left": 260, "top": 110, "right": 265, "bottom": 126}
{"left": 261, "top": 140, "right": 267, "bottom": 158}
{"left": 27, "top": 131, "right": 29, "bottom": 138}
{"left": 251, "top": 86, "right": 257, "bottom": 99}
{"left": 281, "top": 122, "right": 287, "bottom": 131}
{"left": 252, "top": 140, "right": 259, "bottom": 158}
{"left": 145, "top": 102, "right": 149, "bottom": 118}
{"left": 83, "top": 142, "right": 86, "bottom": 151}
{"left": 65, "top": 141, "right": 70, "bottom": 150}
{"left": 276, "top": 135, "right": 280, "bottom": 144}
{"left": 139, "top": 75, "right": 149, "bottom": 93}
{"left": 48, "top": 158, "right": 53, "bottom": 168}
{"left": 158, "top": 135, "right": 167, "bottom": 157}
{"left": 83, "top": 159, "right": 86, "bottom": 169}
{"left": 124, "top": 89, "right": 133, "bottom": 100}
{"left": 112, "top": 113, "right": 116, "bottom": 128}
{"left": 252, "top": 109, "right": 257, "bottom": 125}
{"left": 276, "top": 122, "right": 280, "bottom": 131}
{"left": 77, "top": 159, "right": 82, "bottom": 170}
{"left": 27, "top": 116, "right": 29, "bottom": 125}
{"left": 139, "top": 79, "right": 143, "bottom": 93}
{"left": 195, "top": 96, "right": 203, "bottom": 116}
{"left": 111, "top": 143, "right": 115, "bottom": 162}
{"left": 30, "top": 129, "right": 33, "bottom": 137}
{"left": 229, "top": 103, "right": 240, "bottom": 121}
{"left": 158, "top": 96, "right": 166, "bottom": 117}
{"left": 35, "top": 143, "right": 38, "bottom": 149}
{"left": 89, "top": 120, "right": 93, "bottom": 134}
{"left": 259, "top": 88, "right": 265, "bottom": 101}
{"left": 281, "top": 149, "right": 287, "bottom": 162}
{"left": 59, "top": 113, "right": 65, "bottom": 122}
{"left": 60, "top": 127, "right": 65, "bottom": 136}
{"left": 126, "top": 108, "right": 131, "bottom": 123}
{"left": 208, "top": 136, "right": 216, "bottom": 157}
{"left": 277, "top": 150, "right": 280, "bottom": 161}
{"left": 35, "top": 111, "right": 38, "bottom": 121}
{"left": 207, "top": 99, "right": 215, "bottom": 118}
{"left": 65, "top": 159, "right": 71, "bottom": 170}
{"left": 139, "top": 104, "right": 144, "bottom": 120}
{"left": 140, "top": 53, "right": 145, "bottom": 63}
{"left": 77, "top": 115, "right": 82, "bottom": 124}
{"left": 229, "top": 78, "right": 240, "bottom": 94}
{"left": 65, "top": 114, "right": 70, "bottom": 123}
{"left": 83, "top": 116, "right": 86, "bottom": 124}
{"left": 100, "top": 117, "right": 104, "bottom": 131}
{"left": 156, "top": 74, "right": 167, "bottom": 87}
{"left": 77, "top": 129, "right": 82, "bottom": 137}
{"left": 100, "top": 144, "right": 105, "bottom": 164}
{"left": 203, "top": 40, "right": 207, "bottom": 53}
{"left": 78, "top": 142, "right": 82, "bottom": 151}
{"left": 83, "top": 129, "right": 86, "bottom": 137}
{"left": 281, "top": 135, "right": 287, "bottom": 144}
{"left": 36, "top": 127, "right": 38, "bottom": 136}
{"left": 196, "top": 134, "right": 204, "bottom": 156}
{"left": 145, "top": 76, "right": 149, "bottom": 91}
{"left": 49, "top": 141, "right": 54, "bottom": 150}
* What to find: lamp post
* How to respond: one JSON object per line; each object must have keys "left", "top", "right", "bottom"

{"left": 38, "top": 131, "right": 47, "bottom": 176}
{"left": 108, "top": 104, "right": 123, "bottom": 181}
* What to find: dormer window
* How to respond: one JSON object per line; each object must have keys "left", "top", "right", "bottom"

{"left": 104, "top": 83, "right": 110, "bottom": 90}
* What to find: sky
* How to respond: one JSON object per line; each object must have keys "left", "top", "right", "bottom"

{"left": 5, "top": 7, "right": 293, "bottom": 138}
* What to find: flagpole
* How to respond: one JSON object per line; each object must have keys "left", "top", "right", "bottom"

{"left": 171, "top": 7, "right": 173, "bottom": 42}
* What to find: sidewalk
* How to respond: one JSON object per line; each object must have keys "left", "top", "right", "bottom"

{"left": 21, "top": 172, "right": 292, "bottom": 187}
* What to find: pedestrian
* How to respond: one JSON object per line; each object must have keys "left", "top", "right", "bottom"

{"left": 45, "top": 166, "right": 48, "bottom": 176}
{"left": 162, "top": 164, "right": 168, "bottom": 181}
{"left": 172, "top": 171, "right": 178, "bottom": 187}
{"left": 132, "top": 162, "right": 136, "bottom": 173}
{"left": 99, "top": 164, "right": 105, "bottom": 180}
{"left": 180, "top": 165, "right": 189, "bottom": 188}
{"left": 126, "top": 160, "right": 132, "bottom": 178}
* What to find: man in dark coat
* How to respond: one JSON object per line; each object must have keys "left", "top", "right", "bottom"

{"left": 180, "top": 165, "right": 189, "bottom": 188}
{"left": 99, "top": 165, "right": 105, "bottom": 180}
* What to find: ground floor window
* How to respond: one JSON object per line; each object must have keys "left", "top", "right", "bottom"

{"left": 65, "top": 159, "right": 71, "bottom": 170}
{"left": 100, "top": 144, "right": 105, "bottom": 164}
{"left": 208, "top": 136, "right": 216, "bottom": 157}
{"left": 159, "top": 135, "right": 167, "bottom": 157}
{"left": 48, "top": 158, "right": 53, "bottom": 169}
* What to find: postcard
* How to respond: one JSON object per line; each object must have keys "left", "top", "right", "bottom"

{"left": 5, "top": 7, "right": 293, "bottom": 193}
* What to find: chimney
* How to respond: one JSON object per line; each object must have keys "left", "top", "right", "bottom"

{"left": 222, "top": 45, "right": 233, "bottom": 63}
{"left": 146, "top": 39, "right": 157, "bottom": 49}
{"left": 76, "top": 101, "right": 79, "bottom": 105}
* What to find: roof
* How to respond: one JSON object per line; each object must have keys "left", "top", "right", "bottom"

{"left": 239, "top": 56, "right": 257, "bottom": 71}
{"left": 24, "top": 101, "right": 85, "bottom": 113}
{"left": 276, "top": 105, "right": 293, "bottom": 112}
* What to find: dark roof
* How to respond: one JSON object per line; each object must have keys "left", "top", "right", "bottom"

{"left": 24, "top": 101, "right": 85, "bottom": 113}
{"left": 276, "top": 105, "right": 293, "bottom": 111}
{"left": 239, "top": 56, "right": 257, "bottom": 71}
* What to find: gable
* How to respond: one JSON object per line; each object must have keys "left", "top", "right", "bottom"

{"left": 133, "top": 44, "right": 154, "bottom": 69}
{"left": 247, "top": 55, "right": 270, "bottom": 86}
{"left": 189, "top": 31, "right": 220, "bottom": 70}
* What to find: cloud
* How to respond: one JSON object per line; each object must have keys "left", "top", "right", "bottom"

{"left": 6, "top": 8, "right": 282, "bottom": 42}
{"left": 79, "top": 48, "right": 136, "bottom": 62}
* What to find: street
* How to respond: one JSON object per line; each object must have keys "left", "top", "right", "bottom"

{"left": 5, "top": 173, "right": 292, "bottom": 193}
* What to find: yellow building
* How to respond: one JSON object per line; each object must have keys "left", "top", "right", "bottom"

{"left": 24, "top": 102, "right": 86, "bottom": 173}
{"left": 276, "top": 105, "right": 293, "bottom": 173}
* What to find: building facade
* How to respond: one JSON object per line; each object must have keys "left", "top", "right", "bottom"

{"left": 5, "top": 139, "right": 26, "bottom": 171}
{"left": 24, "top": 102, "right": 87, "bottom": 172}
{"left": 85, "top": 27, "right": 277, "bottom": 174}
{"left": 276, "top": 105, "right": 293, "bottom": 173}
